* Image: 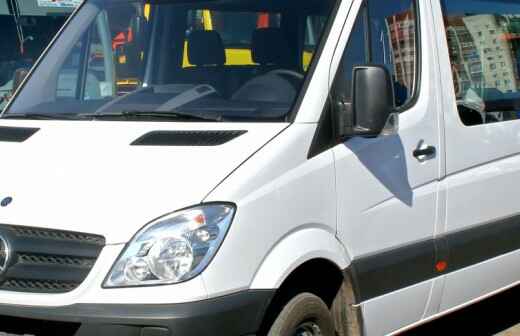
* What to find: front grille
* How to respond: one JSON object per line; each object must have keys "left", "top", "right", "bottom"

{"left": 0, "top": 225, "right": 105, "bottom": 293}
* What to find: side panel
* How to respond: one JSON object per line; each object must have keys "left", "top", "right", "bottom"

{"left": 204, "top": 124, "right": 342, "bottom": 297}
{"left": 432, "top": 0, "right": 520, "bottom": 311}
{"left": 362, "top": 280, "right": 434, "bottom": 336}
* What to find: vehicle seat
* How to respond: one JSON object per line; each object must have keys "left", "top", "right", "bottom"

{"left": 181, "top": 30, "right": 226, "bottom": 93}
{"left": 251, "top": 28, "right": 293, "bottom": 73}
{"left": 230, "top": 28, "right": 304, "bottom": 104}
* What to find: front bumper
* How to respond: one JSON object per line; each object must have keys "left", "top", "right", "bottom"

{"left": 0, "top": 290, "right": 275, "bottom": 336}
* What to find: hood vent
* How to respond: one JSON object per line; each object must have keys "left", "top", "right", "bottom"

{"left": 0, "top": 126, "right": 39, "bottom": 143}
{"left": 131, "top": 130, "right": 247, "bottom": 146}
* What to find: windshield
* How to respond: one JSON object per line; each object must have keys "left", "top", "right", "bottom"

{"left": 3, "top": 0, "right": 336, "bottom": 122}
{"left": 0, "top": 0, "right": 77, "bottom": 108}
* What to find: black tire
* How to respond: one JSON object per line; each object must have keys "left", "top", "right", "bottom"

{"left": 267, "top": 292, "right": 336, "bottom": 336}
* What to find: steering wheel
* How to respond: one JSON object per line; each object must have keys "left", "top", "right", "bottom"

{"left": 265, "top": 69, "right": 305, "bottom": 81}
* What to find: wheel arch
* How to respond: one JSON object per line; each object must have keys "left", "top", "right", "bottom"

{"left": 250, "top": 228, "right": 364, "bottom": 336}
{"left": 250, "top": 226, "right": 351, "bottom": 290}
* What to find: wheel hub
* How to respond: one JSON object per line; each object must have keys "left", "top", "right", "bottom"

{"left": 294, "top": 321, "right": 322, "bottom": 336}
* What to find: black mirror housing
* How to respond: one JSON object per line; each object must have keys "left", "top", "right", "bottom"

{"left": 337, "top": 65, "right": 396, "bottom": 138}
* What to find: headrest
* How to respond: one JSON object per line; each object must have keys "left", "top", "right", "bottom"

{"left": 252, "top": 28, "right": 291, "bottom": 66}
{"left": 187, "top": 30, "right": 226, "bottom": 66}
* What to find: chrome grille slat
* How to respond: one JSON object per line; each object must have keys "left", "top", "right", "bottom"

{"left": 17, "top": 253, "right": 96, "bottom": 268}
{"left": 12, "top": 227, "right": 105, "bottom": 246}
{"left": 2, "top": 278, "right": 78, "bottom": 293}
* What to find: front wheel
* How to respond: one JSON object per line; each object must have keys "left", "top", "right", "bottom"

{"left": 267, "top": 293, "right": 336, "bottom": 336}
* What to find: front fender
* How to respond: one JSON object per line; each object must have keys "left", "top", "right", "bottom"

{"left": 250, "top": 227, "right": 351, "bottom": 289}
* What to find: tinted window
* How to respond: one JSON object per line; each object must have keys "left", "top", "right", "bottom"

{"left": 442, "top": 0, "right": 520, "bottom": 126}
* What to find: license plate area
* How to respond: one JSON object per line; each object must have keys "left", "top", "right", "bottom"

{"left": 0, "top": 315, "right": 80, "bottom": 336}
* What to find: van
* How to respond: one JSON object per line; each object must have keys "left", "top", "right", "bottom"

{"left": 0, "top": 0, "right": 519, "bottom": 335}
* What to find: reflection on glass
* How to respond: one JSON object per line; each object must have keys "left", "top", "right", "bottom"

{"left": 443, "top": 1, "right": 520, "bottom": 125}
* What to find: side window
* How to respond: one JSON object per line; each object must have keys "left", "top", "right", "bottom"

{"left": 368, "top": 0, "right": 419, "bottom": 108}
{"left": 331, "top": 6, "right": 368, "bottom": 104}
{"left": 333, "top": 0, "right": 419, "bottom": 109}
{"left": 441, "top": 0, "right": 520, "bottom": 126}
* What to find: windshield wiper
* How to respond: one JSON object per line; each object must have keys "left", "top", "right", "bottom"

{"left": 79, "top": 110, "right": 223, "bottom": 122}
{"left": 1, "top": 113, "right": 79, "bottom": 120}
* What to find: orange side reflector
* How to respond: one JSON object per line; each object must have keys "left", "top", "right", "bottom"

{"left": 435, "top": 261, "right": 448, "bottom": 273}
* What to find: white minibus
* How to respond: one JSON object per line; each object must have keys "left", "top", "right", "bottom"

{"left": 0, "top": 0, "right": 519, "bottom": 335}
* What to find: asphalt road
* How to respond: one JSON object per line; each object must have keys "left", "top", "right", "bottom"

{"left": 402, "top": 285, "right": 520, "bottom": 335}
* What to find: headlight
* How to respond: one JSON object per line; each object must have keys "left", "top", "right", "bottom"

{"left": 104, "top": 203, "right": 235, "bottom": 287}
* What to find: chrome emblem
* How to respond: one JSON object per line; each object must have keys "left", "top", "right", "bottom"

{"left": 0, "top": 236, "right": 9, "bottom": 275}
{"left": 0, "top": 197, "right": 12, "bottom": 207}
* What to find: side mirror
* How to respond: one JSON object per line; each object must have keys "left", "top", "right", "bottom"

{"left": 337, "top": 65, "right": 397, "bottom": 138}
{"left": 12, "top": 68, "right": 30, "bottom": 93}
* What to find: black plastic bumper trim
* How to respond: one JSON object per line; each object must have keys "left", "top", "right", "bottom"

{"left": 0, "top": 290, "right": 275, "bottom": 336}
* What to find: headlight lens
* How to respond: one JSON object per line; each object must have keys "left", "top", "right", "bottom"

{"left": 104, "top": 203, "right": 235, "bottom": 287}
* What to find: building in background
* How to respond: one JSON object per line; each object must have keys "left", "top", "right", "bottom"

{"left": 386, "top": 10, "right": 417, "bottom": 93}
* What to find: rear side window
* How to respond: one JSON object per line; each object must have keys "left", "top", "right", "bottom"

{"left": 441, "top": 0, "right": 520, "bottom": 126}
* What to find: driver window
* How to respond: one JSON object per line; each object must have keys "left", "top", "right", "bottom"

{"left": 332, "top": 0, "right": 419, "bottom": 110}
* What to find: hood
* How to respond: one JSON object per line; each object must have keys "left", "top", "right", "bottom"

{"left": 0, "top": 120, "right": 287, "bottom": 244}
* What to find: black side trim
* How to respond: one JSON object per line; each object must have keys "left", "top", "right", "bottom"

{"left": 447, "top": 216, "right": 520, "bottom": 273}
{"left": 349, "top": 213, "right": 520, "bottom": 303}
{"left": 131, "top": 130, "right": 247, "bottom": 146}
{"left": 0, "top": 290, "right": 275, "bottom": 336}
{"left": 0, "top": 126, "right": 39, "bottom": 142}
{"left": 350, "top": 239, "right": 436, "bottom": 302}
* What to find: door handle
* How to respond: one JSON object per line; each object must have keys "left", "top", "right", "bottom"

{"left": 413, "top": 145, "right": 436, "bottom": 159}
